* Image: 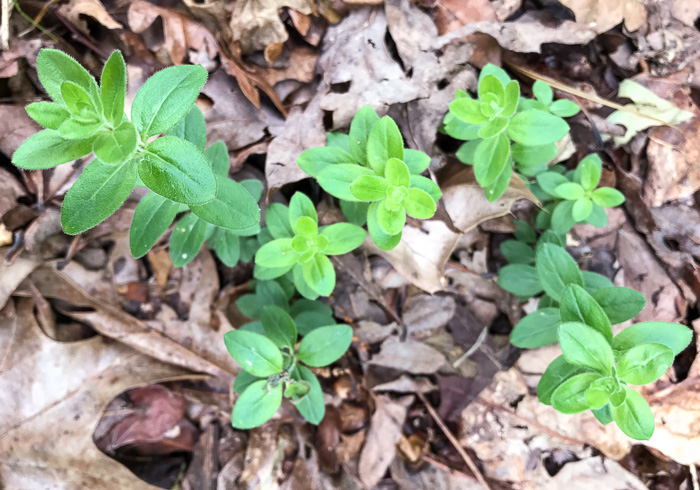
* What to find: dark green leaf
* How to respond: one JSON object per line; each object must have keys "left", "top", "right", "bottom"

{"left": 510, "top": 307, "right": 561, "bottom": 348}
{"left": 12, "top": 129, "right": 95, "bottom": 170}
{"left": 231, "top": 380, "right": 282, "bottom": 429}
{"left": 129, "top": 192, "right": 179, "bottom": 257}
{"left": 297, "top": 324, "right": 353, "bottom": 367}
{"left": 293, "top": 366, "right": 325, "bottom": 424}
{"left": 500, "top": 240, "right": 535, "bottom": 264}
{"left": 551, "top": 372, "right": 602, "bottom": 414}
{"left": 612, "top": 322, "right": 692, "bottom": 357}
{"left": 166, "top": 104, "right": 206, "bottom": 150}
{"left": 233, "top": 370, "right": 261, "bottom": 394}
{"left": 131, "top": 64, "right": 208, "bottom": 138}
{"left": 190, "top": 175, "right": 260, "bottom": 230}
{"left": 550, "top": 200, "right": 576, "bottom": 234}
{"left": 301, "top": 253, "right": 335, "bottom": 297}
{"left": 266, "top": 203, "right": 294, "bottom": 239}
{"left": 592, "top": 404, "right": 614, "bottom": 425}
{"left": 536, "top": 244, "right": 583, "bottom": 302}
{"left": 140, "top": 136, "right": 216, "bottom": 205}
{"left": 340, "top": 200, "right": 369, "bottom": 226}
{"left": 169, "top": 213, "right": 211, "bottom": 267}
{"left": 93, "top": 121, "right": 138, "bottom": 163}
{"left": 224, "top": 330, "right": 283, "bottom": 377}
{"left": 212, "top": 228, "right": 240, "bottom": 267}
{"left": 61, "top": 158, "right": 137, "bottom": 234}
{"left": 559, "top": 284, "right": 612, "bottom": 342}
{"left": 205, "top": 140, "right": 229, "bottom": 175}
{"left": 261, "top": 305, "right": 297, "bottom": 348}
{"left": 497, "top": 264, "right": 543, "bottom": 298}
{"left": 101, "top": 50, "right": 127, "bottom": 127}
{"left": 537, "top": 355, "right": 591, "bottom": 405}
{"left": 592, "top": 287, "right": 645, "bottom": 324}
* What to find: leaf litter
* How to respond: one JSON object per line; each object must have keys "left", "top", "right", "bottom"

{"left": 1, "top": 0, "right": 700, "bottom": 488}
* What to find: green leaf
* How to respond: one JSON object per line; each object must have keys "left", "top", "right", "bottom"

{"left": 289, "top": 192, "right": 318, "bottom": 231}
{"left": 444, "top": 116, "right": 482, "bottom": 140}
{"left": 131, "top": 64, "right": 208, "bottom": 138}
{"left": 555, "top": 182, "right": 585, "bottom": 200}
{"left": 404, "top": 188, "right": 436, "bottom": 219}
{"left": 12, "top": 129, "right": 95, "bottom": 170}
{"left": 578, "top": 154, "right": 602, "bottom": 191}
{"left": 302, "top": 253, "right": 335, "bottom": 296}
{"left": 572, "top": 198, "right": 593, "bottom": 221}
{"left": 592, "top": 287, "right": 646, "bottom": 324}
{"left": 350, "top": 175, "right": 389, "bottom": 201}
{"left": 455, "top": 139, "right": 480, "bottom": 165}
{"left": 497, "top": 264, "right": 543, "bottom": 298}
{"left": 317, "top": 164, "right": 375, "bottom": 201}
{"left": 58, "top": 113, "right": 103, "bottom": 140}
{"left": 550, "top": 200, "right": 576, "bottom": 234}
{"left": 560, "top": 284, "right": 612, "bottom": 342}
{"left": 584, "top": 377, "right": 621, "bottom": 409}
{"left": 510, "top": 307, "right": 561, "bottom": 348}
{"left": 293, "top": 366, "right": 325, "bottom": 424}
{"left": 298, "top": 146, "right": 356, "bottom": 177}
{"left": 559, "top": 322, "right": 614, "bottom": 375}
{"left": 224, "top": 329, "right": 283, "bottom": 377}
{"left": 502, "top": 80, "right": 520, "bottom": 117}
{"left": 449, "top": 98, "right": 488, "bottom": 125}
{"left": 508, "top": 110, "right": 570, "bottom": 146}
{"left": 377, "top": 202, "right": 406, "bottom": 236}
{"left": 409, "top": 175, "right": 442, "bottom": 203}
{"left": 592, "top": 404, "right": 614, "bottom": 425}
{"left": 292, "top": 263, "right": 319, "bottom": 300}
{"left": 611, "top": 386, "right": 655, "bottom": 440}
{"left": 261, "top": 305, "right": 297, "bottom": 348}
{"left": 478, "top": 74, "right": 505, "bottom": 104}
{"left": 537, "top": 355, "right": 591, "bottom": 405}
{"left": 266, "top": 203, "right": 294, "bottom": 239}
{"left": 617, "top": 343, "right": 674, "bottom": 385}
{"left": 233, "top": 370, "right": 262, "bottom": 394}
{"left": 212, "top": 228, "right": 240, "bottom": 267}
{"left": 297, "top": 324, "right": 352, "bottom": 367}
{"left": 581, "top": 271, "right": 615, "bottom": 294}
{"left": 37, "top": 49, "right": 98, "bottom": 105}
{"left": 166, "top": 105, "right": 206, "bottom": 150}
{"left": 231, "top": 380, "right": 283, "bottom": 429}
{"left": 139, "top": 136, "right": 216, "bottom": 205}
{"left": 61, "top": 158, "right": 136, "bottom": 234}
{"left": 93, "top": 121, "right": 138, "bottom": 163}
{"left": 100, "top": 50, "right": 127, "bottom": 127}
{"left": 255, "top": 238, "right": 300, "bottom": 268}
{"left": 549, "top": 99, "right": 581, "bottom": 117}
{"left": 367, "top": 201, "right": 402, "bottom": 250}
{"left": 339, "top": 200, "right": 368, "bottom": 226}
{"left": 326, "top": 132, "right": 351, "bottom": 153}
{"left": 25, "top": 101, "right": 71, "bottom": 130}
{"left": 205, "top": 140, "right": 229, "bottom": 175}
{"left": 190, "top": 175, "right": 260, "bottom": 230}
{"left": 241, "top": 179, "right": 263, "bottom": 203}
{"left": 592, "top": 187, "right": 625, "bottom": 207}
{"left": 321, "top": 223, "right": 366, "bottom": 255}
{"left": 612, "top": 322, "right": 692, "bottom": 357}
{"left": 385, "top": 158, "right": 410, "bottom": 188}
{"left": 536, "top": 171, "right": 569, "bottom": 197}
{"left": 284, "top": 379, "right": 311, "bottom": 402}
{"left": 61, "top": 81, "right": 96, "bottom": 115}
{"left": 349, "top": 105, "right": 380, "bottom": 165}
{"left": 403, "top": 149, "right": 430, "bottom": 174}
{"left": 295, "top": 216, "right": 318, "bottom": 240}
{"left": 129, "top": 192, "right": 179, "bottom": 257}
{"left": 474, "top": 132, "right": 510, "bottom": 187}
{"left": 500, "top": 240, "right": 535, "bottom": 264}
{"left": 551, "top": 372, "right": 602, "bottom": 414}
{"left": 366, "top": 116, "right": 404, "bottom": 176}
{"left": 170, "top": 213, "right": 210, "bottom": 267}
{"left": 532, "top": 80, "right": 553, "bottom": 106}
{"left": 536, "top": 244, "right": 583, "bottom": 302}
{"left": 513, "top": 220, "right": 537, "bottom": 243}
{"left": 478, "top": 116, "right": 509, "bottom": 139}
{"left": 479, "top": 64, "right": 511, "bottom": 86}
{"left": 511, "top": 143, "right": 557, "bottom": 167}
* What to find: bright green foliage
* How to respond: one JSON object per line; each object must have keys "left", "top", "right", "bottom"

{"left": 444, "top": 65, "right": 580, "bottom": 201}
{"left": 298, "top": 106, "right": 441, "bottom": 250}
{"left": 12, "top": 48, "right": 261, "bottom": 243}
{"left": 254, "top": 193, "right": 366, "bottom": 299}
{"left": 225, "top": 314, "right": 352, "bottom": 428}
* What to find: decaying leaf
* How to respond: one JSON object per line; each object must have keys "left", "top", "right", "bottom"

{"left": 369, "top": 336, "right": 448, "bottom": 374}
{"left": 605, "top": 79, "right": 694, "bottom": 145}
{"left": 559, "top": 0, "right": 647, "bottom": 33}
{"left": 0, "top": 299, "right": 188, "bottom": 489}
{"left": 58, "top": 0, "right": 122, "bottom": 35}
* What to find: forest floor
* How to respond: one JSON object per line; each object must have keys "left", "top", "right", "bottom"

{"left": 1, "top": 0, "right": 700, "bottom": 488}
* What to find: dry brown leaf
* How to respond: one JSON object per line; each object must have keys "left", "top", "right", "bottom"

{"left": 559, "top": 0, "right": 647, "bottom": 33}
{"left": 369, "top": 336, "right": 448, "bottom": 374}
{"left": 229, "top": 0, "right": 314, "bottom": 54}
{"left": 402, "top": 294, "right": 456, "bottom": 335}
{"left": 0, "top": 298, "right": 188, "bottom": 489}
{"left": 0, "top": 105, "right": 40, "bottom": 160}
{"left": 0, "top": 167, "right": 25, "bottom": 219}
{"left": 0, "top": 39, "right": 44, "bottom": 78}
{"left": 358, "top": 395, "right": 411, "bottom": 488}
{"left": 29, "top": 264, "right": 233, "bottom": 378}
{"left": 58, "top": 0, "right": 122, "bottom": 35}
{"left": 0, "top": 255, "right": 37, "bottom": 310}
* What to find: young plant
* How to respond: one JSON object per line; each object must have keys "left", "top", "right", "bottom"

{"left": 504, "top": 243, "right": 692, "bottom": 439}
{"left": 444, "top": 65, "right": 580, "bottom": 201}
{"left": 297, "top": 106, "right": 442, "bottom": 250}
{"left": 12, "top": 48, "right": 260, "bottom": 246}
{"left": 254, "top": 192, "right": 366, "bottom": 299}
{"left": 224, "top": 309, "right": 353, "bottom": 428}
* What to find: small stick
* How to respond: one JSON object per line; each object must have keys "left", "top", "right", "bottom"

{"left": 416, "top": 391, "right": 491, "bottom": 490}
{"left": 690, "top": 464, "right": 699, "bottom": 490}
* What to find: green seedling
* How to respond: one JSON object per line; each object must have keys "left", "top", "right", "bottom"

{"left": 254, "top": 193, "right": 366, "bottom": 299}
{"left": 444, "top": 65, "right": 580, "bottom": 201}
{"left": 225, "top": 310, "right": 353, "bottom": 428}
{"left": 298, "top": 105, "right": 441, "bottom": 250}
{"left": 13, "top": 48, "right": 260, "bottom": 247}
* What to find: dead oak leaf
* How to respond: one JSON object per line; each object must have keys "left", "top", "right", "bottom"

{"left": 0, "top": 298, "right": 189, "bottom": 489}
{"left": 230, "top": 0, "right": 314, "bottom": 54}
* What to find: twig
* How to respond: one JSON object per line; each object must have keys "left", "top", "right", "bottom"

{"left": 1, "top": 0, "right": 10, "bottom": 49}
{"left": 12, "top": 0, "right": 59, "bottom": 42}
{"left": 690, "top": 464, "right": 699, "bottom": 490}
{"left": 452, "top": 325, "right": 488, "bottom": 368}
{"left": 416, "top": 391, "right": 491, "bottom": 490}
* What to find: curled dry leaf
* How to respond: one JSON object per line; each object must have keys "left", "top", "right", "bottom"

{"left": 58, "top": 0, "right": 122, "bottom": 35}
{"left": 0, "top": 298, "right": 188, "bottom": 489}
{"left": 559, "top": 0, "right": 647, "bottom": 34}
{"left": 369, "top": 336, "right": 447, "bottom": 374}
